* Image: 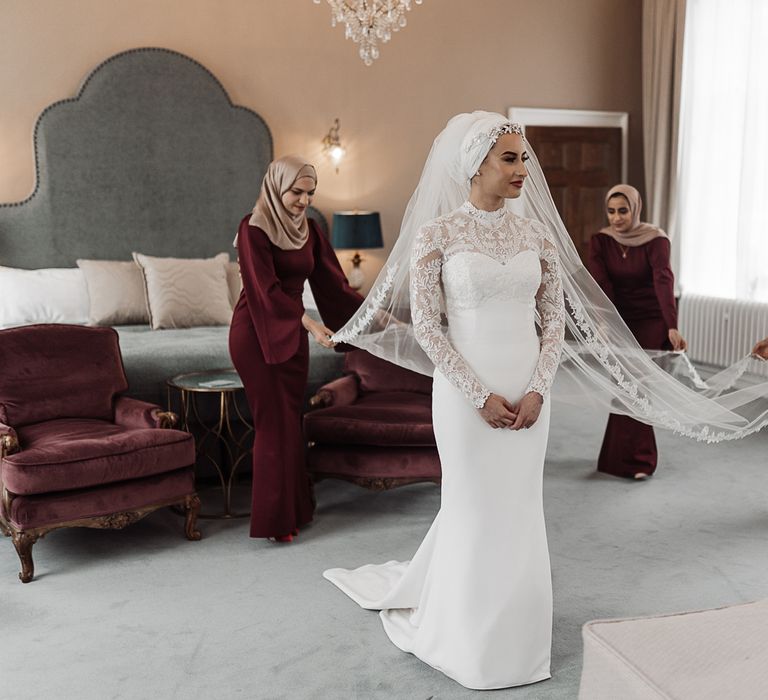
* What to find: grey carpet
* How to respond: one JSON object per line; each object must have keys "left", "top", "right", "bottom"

{"left": 3, "top": 379, "right": 768, "bottom": 700}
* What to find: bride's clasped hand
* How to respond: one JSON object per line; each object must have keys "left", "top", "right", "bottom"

{"left": 480, "top": 390, "right": 542, "bottom": 429}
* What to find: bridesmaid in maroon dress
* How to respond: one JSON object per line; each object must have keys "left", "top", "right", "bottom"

{"left": 588, "top": 184, "right": 687, "bottom": 480}
{"left": 229, "top": 156, "right": 362, "bottom": 540}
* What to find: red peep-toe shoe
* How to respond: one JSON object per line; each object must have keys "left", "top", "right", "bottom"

{"left": 268, "top": 533, "right": 294, "bottom": 543}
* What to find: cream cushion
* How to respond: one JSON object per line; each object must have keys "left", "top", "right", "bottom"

{"left": 132, "top": 252, "right": 232, "bottom": 330}
{"left": 0, "top": 266, "right": 89, "bottom": 328}
{"left": 77, "top": 259, "right": 149, "bottom": 326}
{"left": 579, "top": 599, "right": 768, "bottom": 699}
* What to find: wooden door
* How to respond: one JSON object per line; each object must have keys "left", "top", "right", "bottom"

{"left": 524, "top": 126, "right": 622, "bottom": 264}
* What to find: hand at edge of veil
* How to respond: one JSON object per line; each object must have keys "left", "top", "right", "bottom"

{"left": 302, "top": 314, "right": 336, "bottom": 349}
{"left": 478, "top": 393, "right": 518, "bottom": 429}
{"left": 668, "top": 328, "right": 688, "bottom": 352}
{"left": 751, "top": 337, "right": 768, "bottom": 360}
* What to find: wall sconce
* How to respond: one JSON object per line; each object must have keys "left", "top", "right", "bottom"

{"left": 322, "top": 118, "right": 346, "bottom": 173}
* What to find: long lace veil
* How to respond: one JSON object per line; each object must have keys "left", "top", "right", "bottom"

{"left": 333, "top": 111, "right": 768, "bottom": 443}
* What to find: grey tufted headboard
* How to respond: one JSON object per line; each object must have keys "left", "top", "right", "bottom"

{"left": 0, "top": 47, "right": 324, "bottom": 269}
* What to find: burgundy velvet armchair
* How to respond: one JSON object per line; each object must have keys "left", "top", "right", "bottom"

{"left": 303, "top": 349, "right": 441, "bottom": 490}
{"left": 0, "top": 324, "right": 200, "bottom": 583}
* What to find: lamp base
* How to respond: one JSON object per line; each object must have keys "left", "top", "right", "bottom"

{"left": 348, "top": 252, "right": 365, "bottom": 290}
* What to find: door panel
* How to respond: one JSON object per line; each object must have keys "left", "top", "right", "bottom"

{"left": 524, "top": 126, "right": 622, "bottom": 264}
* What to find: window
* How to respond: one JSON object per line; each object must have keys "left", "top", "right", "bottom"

{"left": 677, "top": 0, "right": 768, "bottom": 301}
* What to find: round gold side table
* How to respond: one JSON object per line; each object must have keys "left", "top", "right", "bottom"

{"left": 167, "top": 369, "right": 252, "bottom": 519}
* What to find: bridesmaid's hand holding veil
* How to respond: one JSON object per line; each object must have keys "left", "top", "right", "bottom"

{"left": 302, "top": 314, "right": 336, "bottom": 349}
{"left": 752, "top": 337, "right": 768, "bottom": 360}
{"left": 479, "top": 393, "right": 518, "bottom": 429}
{"left": 668, "top": 328, "right": 687, "bottom": 352}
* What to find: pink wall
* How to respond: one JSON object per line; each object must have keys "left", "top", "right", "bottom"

{"left": 0, "top": 0, "right": 643, "bottom": 288}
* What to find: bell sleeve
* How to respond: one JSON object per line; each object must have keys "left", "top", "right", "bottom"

{"left": 307, "top": 221, "right": 364, "bottom": 333}
{"left": 647, "top": 237, "right": 678, "bottom": 330}
{"left": 236, "top": 217, "right": 304, "bottom": 365}
{"left": 525, "top": 223, "right": 566, "bottom": 398}
{"left": 409, "top": 223, "right": 491, "bottom": 409}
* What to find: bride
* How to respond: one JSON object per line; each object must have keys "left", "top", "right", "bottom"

{"left": 324, "top": 112, "right": 565, "bottom": 690}
{"left": 322, "top": 110, "right": 768, "bottom": 690}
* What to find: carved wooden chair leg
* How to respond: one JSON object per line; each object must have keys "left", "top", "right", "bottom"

{"left": 184, "top": 494, "right": 202, "bottom": 541}
{"left": 12, "top": 530, "right": 39, "bottom": 583}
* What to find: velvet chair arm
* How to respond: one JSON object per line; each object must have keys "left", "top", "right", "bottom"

{"left": 113, "top": 396, "right": 178, "bottom": 430}
{"left": 0, "top": 422, "right": 20, "bottom": 458}
{"left": 307, "top": 374, "right": 360, "bottom": 410}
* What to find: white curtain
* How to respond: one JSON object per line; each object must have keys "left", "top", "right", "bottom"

{"left": 678, "top": 0, "right": 768, "bottom": 302}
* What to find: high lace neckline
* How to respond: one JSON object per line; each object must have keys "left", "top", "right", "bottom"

{"left": 461, "top": 200, "right": 507, "bottom": 225}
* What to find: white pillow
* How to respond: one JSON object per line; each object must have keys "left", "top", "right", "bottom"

{"left": 0, "top": 266, "right": 89, "bottom": 328}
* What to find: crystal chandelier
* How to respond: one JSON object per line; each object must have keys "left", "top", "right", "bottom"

{"left": 313, "top": 0, "right": 423, "bottom": 66}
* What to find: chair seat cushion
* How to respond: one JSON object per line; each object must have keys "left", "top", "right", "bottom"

{"left": 2, "top": 467, "right": 195, "bottom": 530}
{"left": 303, "top": 391, "right": 435, "bottom": 446}
{"left": 2, "top": 418, "right": 194, "bottom": 496}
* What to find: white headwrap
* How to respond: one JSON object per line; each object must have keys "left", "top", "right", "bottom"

{"left": 457, "top": 117, "right": 523, "bottom": 182}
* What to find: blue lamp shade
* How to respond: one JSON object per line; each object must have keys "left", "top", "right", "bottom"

{"left": 331, "top": 211, "right": 383, "bottom": 250}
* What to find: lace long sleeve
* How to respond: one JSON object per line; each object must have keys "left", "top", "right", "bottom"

{"left": 525, "top": 224, "right": 565, "bottom": 397}
{"left": 410, "top": 225, "right": 491, "bottom": 408}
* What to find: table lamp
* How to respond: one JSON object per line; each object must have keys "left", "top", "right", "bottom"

{"left": 331, "top": 211, "right": 384, "bottom": 290}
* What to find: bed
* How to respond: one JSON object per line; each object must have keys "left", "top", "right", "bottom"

{"left": 0, "top": 47, "right": 343, "bottom": 406}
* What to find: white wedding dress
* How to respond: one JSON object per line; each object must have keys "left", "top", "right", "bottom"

{"left": 324, "top": 201, "right": 566, "bottom": 690}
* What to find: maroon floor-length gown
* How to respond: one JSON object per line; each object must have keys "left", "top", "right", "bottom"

{"left": 229, "top": 215, "right": 362, "bottom": 537}
{"left": 588, "top": 233, "right": 678, "bottom": 478}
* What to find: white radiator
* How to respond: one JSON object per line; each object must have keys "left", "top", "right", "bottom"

{"left": 679, "top": 294, "right": 768, "bottom": 378}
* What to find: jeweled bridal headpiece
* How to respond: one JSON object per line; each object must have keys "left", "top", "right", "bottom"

{"left": 464, "top": 122, "right": 523, "bottom": 153}
{"left": 457, "top": 117, "right": 524, "bottom": 182}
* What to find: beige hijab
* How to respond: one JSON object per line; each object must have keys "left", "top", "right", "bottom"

{"left": 237, "top": 155, "right": 317, "bottom": 250}
{"left": 599, "top": 184, "right": 668, "bottom": 247}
